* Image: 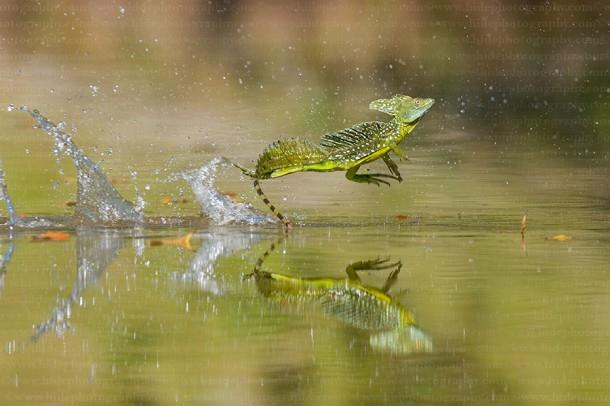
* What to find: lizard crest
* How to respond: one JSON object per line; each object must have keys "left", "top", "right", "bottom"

{"left": 369, "top": 94, "right": 435, "bottom": 123}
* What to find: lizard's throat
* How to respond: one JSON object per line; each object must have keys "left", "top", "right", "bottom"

{"left": 396, "top": 118, "right": 420, "bottom": 139}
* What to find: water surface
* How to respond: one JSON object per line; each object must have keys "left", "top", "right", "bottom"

{"left": 0, "top": 1, "right": 609, "bottom": 404}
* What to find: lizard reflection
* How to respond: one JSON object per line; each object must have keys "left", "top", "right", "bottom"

{"left": 250, "top": 239, "right": 433, "bottom": 355}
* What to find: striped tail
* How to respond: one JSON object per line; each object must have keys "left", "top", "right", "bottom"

{"left": 253, "top": 238, "right": 282, "bottom": 275}
{"left": 232, "top": 161, "right": 256, "bottom": 178}
{"left": 253, "top": 179, "right": 291, "bottom": 229}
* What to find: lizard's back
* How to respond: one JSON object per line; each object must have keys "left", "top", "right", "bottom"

{"left": 320, "top": 121, "right": 395, "bottom": 165}
{"left": 255, "top": 271, "right": 414, "bottom": 330}
{"left": 253, "top": 120, "right": 394, "bottom": 179}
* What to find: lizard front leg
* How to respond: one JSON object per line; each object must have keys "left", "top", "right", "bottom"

{"left": 382, "top": 154, "right": 403, "bottom": 182}
{"left": 392, "top": 145, "right": 409, "bottom": 161}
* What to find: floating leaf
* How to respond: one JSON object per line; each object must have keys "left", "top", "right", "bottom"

{"left": 32, "top": 231, "right": 71, "bottom": 242}
{"left": 396, "top": 214, "right": 410, "bottom": 221}
{"left": 161, "top": 196, "right": 189, "bottom": 205}
{"left": 150, "top": 233, "right": 194, "bottom": 250}
{"left": 546, "top": 234, "right": 572, "bottom": 241}
{"left": 225, "top": 192, "right": 242, "bottom": 203}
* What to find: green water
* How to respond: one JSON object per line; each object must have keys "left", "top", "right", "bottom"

{"left": 1, "top": 142, "right": 609, "bottom": 403}
{"left": 1, "top": 1, "right": 609, "bottom": 404}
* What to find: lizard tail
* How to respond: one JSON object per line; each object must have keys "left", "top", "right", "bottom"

{"left": 253, "top": 237, "right": 283, "bottom": 275}
{"left": 232, "top": 161, "right": 256, "bottom": 178}
{"left": 253, "top": 179, "right": 291, "bottom": 229}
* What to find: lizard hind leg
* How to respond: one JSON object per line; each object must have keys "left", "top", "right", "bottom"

{"left": 253, "top": 179, "right": 292, "bottom": 229}
{"left": 380, "top": 261, "right": 402, "bottom": 294}
{"left": 345, "top": 166, "right": 400, "bottom": 187}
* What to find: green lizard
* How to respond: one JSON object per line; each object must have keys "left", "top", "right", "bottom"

{"left": 235, "top": 95, "right": 434, "bottom": 227}
{"left": 248, "top": 239, "right": 433, "bottom": 354}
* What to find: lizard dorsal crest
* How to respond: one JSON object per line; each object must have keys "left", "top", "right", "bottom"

{"left": 255, "top": 138, "right": 327, "bottom": 178}
{"left": 319, "top": 122, "right": 386, "bottom": 150}
{"left": 370, "top": 95, "right": 435, "bottom": 123}
{"left": 369, "top": 96, "right": 405, "bottom": 115}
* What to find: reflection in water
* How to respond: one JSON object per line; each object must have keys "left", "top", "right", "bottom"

{"left": 30, "top": 229, "right": 262, "bottom": 340}
{"left": 0, "top": 240, "right": 15, "bottom": 295}
{"left": 251, "top": 240, "right": 433, "bottom": 355}
{"left": 27, "top": 230, "right": 431, "bottom": 355}
{"left": 32, "top": 231, "right": 123, "bottom": 341}
{"left": 177, "top": 230, "right": 263, "bottom": 295}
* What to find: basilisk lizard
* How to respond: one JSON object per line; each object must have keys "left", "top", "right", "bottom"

{"left": 235, "top": 95, "right": 434, "bottom": 227}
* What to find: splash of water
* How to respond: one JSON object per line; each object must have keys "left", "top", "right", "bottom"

{"left": 1, "top": 159, "right": 64, "bottom": 228}
{"left": 179, "top": 157, "right": 274, "bottom": 225}
{"left": 0, "top": 161, "right": 19, "bottom": 226}
{"left": 0, "top": 162, "right": 56, "bottom": 228}
{"left": 13, "top": 106, "right": 143, "bottom": 224}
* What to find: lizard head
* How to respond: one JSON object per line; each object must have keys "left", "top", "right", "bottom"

{"left": 369, "top": 95, "right": 434, "bottom": 123}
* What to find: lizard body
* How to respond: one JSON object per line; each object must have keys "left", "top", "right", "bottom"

{"left": 235, "top": 95, "right": 434, "bottom": 226}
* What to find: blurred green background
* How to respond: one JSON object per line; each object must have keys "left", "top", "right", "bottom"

{"left": 1, "top": 1, "right": 609, "bottom": 405}
{"left": 0, "top": 0, "right": 607, "bottom": 215}
{"left": 0, "top": 0, "right": 607, "bottom": 216}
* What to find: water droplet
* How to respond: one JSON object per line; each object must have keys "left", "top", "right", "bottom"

{"left": 6, "top": 104, "right": 15, "bottom": 112}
